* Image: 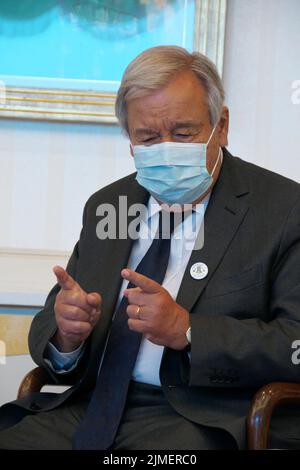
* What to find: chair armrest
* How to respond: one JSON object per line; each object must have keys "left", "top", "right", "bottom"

{"left": 17, "top": 366, "right": 56, "bottom": 399}
{"left": 247, "top": 382, "right": 300, "bottom": 450}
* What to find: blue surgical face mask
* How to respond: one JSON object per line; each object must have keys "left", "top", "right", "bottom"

{"left": 132, "top": 125, "right": 221, "bottom": 204}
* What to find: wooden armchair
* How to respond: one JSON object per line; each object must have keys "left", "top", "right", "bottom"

{"left": 18, "top": 367, "right": 300, "bottom": 450}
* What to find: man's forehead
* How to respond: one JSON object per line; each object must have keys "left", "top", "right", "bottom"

{"left": 127, "top": 92, "right": 210, "bottom": 133}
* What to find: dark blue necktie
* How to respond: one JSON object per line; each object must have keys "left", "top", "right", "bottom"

{"left": 72, "top": 210, "right": 175, "bottom": 450}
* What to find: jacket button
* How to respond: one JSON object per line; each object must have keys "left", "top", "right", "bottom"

{"left": 30, "top": 401, "right": 41, "bottom": 411}
{"left": 210, "top": 376, "right": 224, "bottom": 383}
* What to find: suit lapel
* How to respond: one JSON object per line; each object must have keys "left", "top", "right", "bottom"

{"left": 176, "top": 151, "right": 250, "bottom": 312}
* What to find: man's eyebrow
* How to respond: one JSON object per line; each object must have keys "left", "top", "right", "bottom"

{"left": 172, "top": 121, "right": 202, "bottom": 129}
{"left": 134, "top": 128, "right": 159, "bottom": 136}
{"left": 134, "top": 122, "right": 202, "bottom": 136}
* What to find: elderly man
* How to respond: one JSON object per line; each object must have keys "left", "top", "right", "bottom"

{"left": 1, "top": 45, "right": 300, "bottom": 450}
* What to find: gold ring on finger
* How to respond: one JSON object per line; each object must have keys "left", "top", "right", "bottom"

{"left": 136, "top": 305, "right": 141, "bottom": 319}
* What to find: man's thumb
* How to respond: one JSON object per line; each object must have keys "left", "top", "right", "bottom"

{"left": 86, "top": 292, "right": 101, "bottom": 308}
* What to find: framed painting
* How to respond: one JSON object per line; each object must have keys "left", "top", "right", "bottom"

{"left": 0, "top": 306, "right": 40, "bottom": 358}
{"left": 0, "top": 0, "right": 227, "bottom": 123}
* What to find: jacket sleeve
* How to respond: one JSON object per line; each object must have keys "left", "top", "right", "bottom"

{"left": 188, "top": 196, "right": 300, "bottom": 388}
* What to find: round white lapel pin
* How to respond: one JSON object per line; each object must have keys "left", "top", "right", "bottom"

{"left": 190, "top": 262, "right": 208, "bottom": 280}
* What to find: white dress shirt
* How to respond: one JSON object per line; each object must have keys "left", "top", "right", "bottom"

{"left": 45, "top": 195, "right": 209, "bottom": 385}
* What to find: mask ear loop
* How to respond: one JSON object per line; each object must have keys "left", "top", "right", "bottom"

{"left": 206, "top": 123, "right": 217, "bottom": 147}
{"left": 206, "top": 123, "right": 222, "bottom": 177}
{"left": 210, "top": 147, "right": 222, "bottom": 177}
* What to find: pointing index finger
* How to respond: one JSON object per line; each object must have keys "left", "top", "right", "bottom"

{"left": 121, "top": 268, "right": 161, "bottom": 294}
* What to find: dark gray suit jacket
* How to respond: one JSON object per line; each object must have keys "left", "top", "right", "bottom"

{"left": 8, "top": 149, "right": 300, "bottom": 447}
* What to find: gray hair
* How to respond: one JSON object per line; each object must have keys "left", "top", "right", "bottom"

{"left": 115, "top": 45, "right": 225, "bottom": 134}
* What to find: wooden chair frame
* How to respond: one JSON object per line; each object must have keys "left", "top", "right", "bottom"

{"left": 17, "top": 367, "right": 300, "bottom": 450}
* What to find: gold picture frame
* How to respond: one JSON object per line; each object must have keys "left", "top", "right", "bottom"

{"left": 0, "top": 0, "right": 226, "bottom": 124}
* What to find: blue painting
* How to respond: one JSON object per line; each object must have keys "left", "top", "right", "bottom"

{"left": 0, "top": 0, "right": 196, "bottom": 91}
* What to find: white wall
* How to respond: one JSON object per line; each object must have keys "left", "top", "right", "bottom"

{"left": 0, "top": 120, "right": 133, "bottom": 252}
{"left": 0, "top": 120, "right": 134, "bottom": 304}
{"left": 223, "top": 0, "right": 300, "bottom": 180}
{"left": 0, "top": 0, "right": 300, "bottom": 404}
{"left": 0, "top": 121, "right": 134, "bottom": 405}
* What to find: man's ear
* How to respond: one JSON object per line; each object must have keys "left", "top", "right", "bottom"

{"left": 129, "top": 143, "right": 134, "bottom": 157}
{"left": 218, "top": 106, "right": 229, "bottom": 147}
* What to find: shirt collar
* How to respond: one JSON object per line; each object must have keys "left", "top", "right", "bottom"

{"left": 147, "top": 193, "right": 210, "bottom": 222}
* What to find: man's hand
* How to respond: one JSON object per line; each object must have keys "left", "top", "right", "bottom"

{"left": 122, "top": 268, "right": 190, "bottom": 350}
{"left": 52, "top": 266, "right": 102, "bottom": 352}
